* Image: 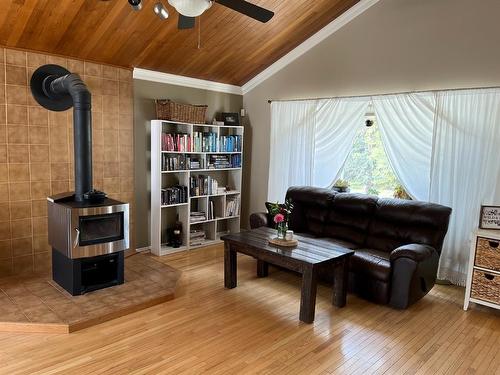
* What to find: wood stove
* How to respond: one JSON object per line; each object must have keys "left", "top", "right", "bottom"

{"left": 30, "top": 64, "right": 130, "bottom": 295}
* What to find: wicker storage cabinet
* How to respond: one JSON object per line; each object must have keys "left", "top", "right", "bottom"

{"left": 155, "top": 100, "right": 208, "bottom": 124}
{"left": 464, "top": 229, "right": 500, "bottom": 311}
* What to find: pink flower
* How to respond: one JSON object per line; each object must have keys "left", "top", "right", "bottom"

{"left": 274, "top": 213, "right": 284, "bottom": 223}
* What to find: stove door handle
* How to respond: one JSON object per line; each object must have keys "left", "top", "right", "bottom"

{"left": 73, "top": 228, "right": 80, "bottom": 248}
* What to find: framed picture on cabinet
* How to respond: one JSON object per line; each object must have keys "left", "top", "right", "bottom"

{"left": 479, "top": 205, "right": 500, "bottom": 230}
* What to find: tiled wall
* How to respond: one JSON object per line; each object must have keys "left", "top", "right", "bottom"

{"left": 0, "top": 48, "right": 135, "bottom": 276}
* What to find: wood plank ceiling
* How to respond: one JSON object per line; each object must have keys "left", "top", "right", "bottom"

{"left": 0, "top": 0, "right": 360, "bottom": 86}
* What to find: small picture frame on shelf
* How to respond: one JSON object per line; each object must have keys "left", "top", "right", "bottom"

{"left": 221, "top": 112, "right": 240, "bottom": 126}
{"left": 479, "top": 205, "right": 500, "bottom": 230}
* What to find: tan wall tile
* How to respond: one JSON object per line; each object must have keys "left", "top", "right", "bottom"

{"left": 12, "top": 237, "right": 32, "bottom": 257}
{"left": 119, "top": 81, "right": 132, "bottom": 98}
{"left": 30, "top": 145, "right": 49, "bottom": 162}
{"left": 32, "top": 235, "right": 49, "bottom": 253}
{"left": 0, "top": 145, "right": 6, "bottom": 163}
{"left": 0, "top": 105, "right": 6, "bottom": 125}
{"left": 29, "top": 126, "right": 49, "bottom": 144}
{"left": 102, "top": 65, "right": 118, "bottom": 80}
{"left": 0, "top": 240, "right": 12, "bottom": 259}
{"left": 31, "top": 200, "right": 47, "bottom": 217}
{"left": 118, "top": 68, "right": 132, "bottom": 81}
{"left": 0, "top": 126, "right": 6, "bottom": 143}
{"left": 5, "top": 65, "right": 27, "bottom": 85}
{"left": 102, "top": 79, "right": 118, "bottom": 96}
{"left": 8, "top": 144, "right": 29, "bottom": 163}
{"left": 103, "top": 95, "right": 119, "bottom": 115}
{"left": 9, "top": 201, "right": 31, "bottom": 220}
{"left": 0, "top": 221, "right": 11, "bottom": 240}
{"left": 32, "top": 217, "right": 47, "bottom": 236}
{"left": 30, "top": 163, "right": 50, "bottom": 181}
{"left": 7, "top": 105, "right": 28, "bottom": 124}
{"left": 13, "top": 255, "right": 33, "bottom": 274}
{"left": 0, "top": 163, "right": 8, "bottom": 182}
{"left": 103, "top": 162, "right": 119, "bottom": 177}
{"left": 84, "top": 62, "right": 102, "bottom": 77}
{"left": 10, "top": 218, "right": 31, "bottom": 239}
{"left": 8, "top": 164, "right": 30, "bottom": 182}
{"left": 0, "top": 258, "right": 13, "bottom": 276}
{"left": 6, "top": 50, "right": 27, "bottom": 66}
{"left": 7, "top": 126, "right": 28, "bottom": 144}
{"left": 9, "top": 182, "right": 30, "bottom": 201}
{"left": 49, "top": 143, "right": 69, "bottom": 162}
{"left": 31, "top": 181, "right": 50, "bottom": 199}
{"left": 67, "top": 59, "right": 84, "bottom": 76}
{"left": 6, "top": 85, "right": 27, "bottom": 105}
{"left": 0, "top": 183, "right": 9, "bottom": 202}
{"left": 0, "top": 203, "right": 9, "bottom": 221}
{"left": 28, "top": 107, "right": 48, "bottom": 126}
{"left": 34, "top": 252, "right": 50, "bottom": 272}
{"left": 49, "top": 126, "right": 67, "bottom": 145}
{"left": 27, "top": 52, "right": 47, "bottom": 68}
{"left": 50, "top": 163, "right": 69, "bottom": 180}
{"left": 51, "top": 181, "right": 68, "bottom": 195}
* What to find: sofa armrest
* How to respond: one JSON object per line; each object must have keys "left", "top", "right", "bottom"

{"left": 389, "top": 243, "right": 440, "bottom": 309}
{"left": 390, "top": 244, "right": 436, "bottom": 263}
{"left": 250, "top": 212, "right": 269, "bottom": 229}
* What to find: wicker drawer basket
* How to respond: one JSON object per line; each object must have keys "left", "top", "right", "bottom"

{"left": 475, "top": 237, "right": 500, "bottom": 271}
{"left": 471, "top": 269, "right": 500, "bottom": 305}
{"left": 155, "top": 99, "right": 208, "bottom": 124}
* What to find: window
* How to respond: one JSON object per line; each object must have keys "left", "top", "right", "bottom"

{"left": 337, "top": 117, "right": 406, "bottom": 198}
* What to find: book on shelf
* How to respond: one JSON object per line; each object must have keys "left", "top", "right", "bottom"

{"left": 189, "top": 229, "right": 206, "bottom": 246}
{"left": 207, "top": 200, "right": 215, "bottom": 220}
{"left": 161, "top": 185, "right": 188, "bottom": 205}
{"left": 190, "top": 175, "right": 219, "bottom": 196}
{"left": 225, "top": 196, "right": 240, "bottom": 217}
{"left": 190, "top": 211, "right": 206, "bottom": 223}
{"left": 219, "top": 135, "right": 242, "bottom": 152}
{"left": 193, "top": 132, "right": 218, "bottom": 152}
{"left": 206, "top": 154, "right": 241, "bottom": 169}
{"left": 162, "top": 132, "right": 191, "bottom": 152}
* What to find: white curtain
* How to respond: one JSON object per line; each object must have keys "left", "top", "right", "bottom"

{"left": 430, "top": 89, "right": 500, "bottom": 285}
{"left": 268, "top": 98, "right": 370, "bottom": 202}
{"left": 313, "top": 98, "right": 371, "bottom": 187}
{"left": 268, "top": 100, "right": 317, "bottom": 202}
{"left": 373, "top": 93, "right": 435, "bottom": 200}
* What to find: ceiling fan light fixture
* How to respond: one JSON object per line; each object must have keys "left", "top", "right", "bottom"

{"left": 128, "top": 0, "right": 142, "bottom": 11}
{"left": 167, "top": 0, "right": 212, "bottom": 17}
{"left": 153, "top": 2, "right": 169, "bottom": 20}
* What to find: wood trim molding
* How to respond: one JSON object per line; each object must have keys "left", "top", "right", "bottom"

{"left": 133, "top": 68, "right": 244, "bottom": 95}
{"left": 241, "top": 0, "right": 380, "bottom": 94}
{"left": 133, "top": 0, "right": 378, "bottom": 96}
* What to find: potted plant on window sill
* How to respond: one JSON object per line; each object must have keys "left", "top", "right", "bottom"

{"left": 333, "top": 179, "right": 350, "bottom": 193}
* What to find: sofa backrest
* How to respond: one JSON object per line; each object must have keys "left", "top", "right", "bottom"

{"left": 286, "top": 186, "right": 335, "bottom": 236}
{"left": 324, "top": 193, "right": 378, "bottom": 246}
{"left": 285, "top": 186, "right": 452, "bottom": 253}
{"left": 365, "top": 198, "right": 452, "bottom": 253}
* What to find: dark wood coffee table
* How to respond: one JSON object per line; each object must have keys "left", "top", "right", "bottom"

{"left": 221, "top": 227, "right": 354, "bottom": 323}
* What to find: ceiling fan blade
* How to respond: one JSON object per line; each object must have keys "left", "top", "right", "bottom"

{"left": 216, "top": 0, "right": 274, "bottom": 23}
{"left": 178, "top": 14, "right": 196, "bottom": 29}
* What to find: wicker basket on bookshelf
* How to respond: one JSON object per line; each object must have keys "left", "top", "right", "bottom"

{"left": 471, "top": 269, "right": 500, "bottom": 305}
{"left": 155, "top": 99, "right": 208, "bottom": 124}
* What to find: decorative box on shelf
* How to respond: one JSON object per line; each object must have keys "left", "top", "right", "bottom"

{"left": 464, "top": 229, "right": 500, "bottom": 311}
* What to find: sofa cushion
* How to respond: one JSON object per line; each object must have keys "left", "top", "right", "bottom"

{"left": 324, "top": 193, "right": 378, "bottom": 245}
{"left": 365, "top": 199, "right": 452, "bottom": 253}
{"left": 316, "top": 237, "right": 359, "bottom": 250}
{"left": 350, "top": 249, "right": 391, "bottom": 282}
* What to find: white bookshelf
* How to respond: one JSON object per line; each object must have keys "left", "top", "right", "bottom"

{"left": 150, "top": 120, "right": 243, "bottom": 256}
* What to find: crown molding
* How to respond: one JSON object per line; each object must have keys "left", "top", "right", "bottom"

{"left": 241, "top": 0, "right": 379, "bottom": 94}
{"left": 133, "top": 68, "right": 243, "bottom": 95}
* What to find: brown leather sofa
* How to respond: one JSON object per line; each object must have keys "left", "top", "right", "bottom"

{"left": 250, "top": 186, "right": 452, "bottom": 309}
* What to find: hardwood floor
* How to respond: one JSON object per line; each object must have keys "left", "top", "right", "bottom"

{"left": 0, "top": 244, "right": 499, "bottom": 374}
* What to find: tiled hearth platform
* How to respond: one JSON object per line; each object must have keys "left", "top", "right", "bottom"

{"left": 0, "top": 253, "right": 181, "bottom": 333}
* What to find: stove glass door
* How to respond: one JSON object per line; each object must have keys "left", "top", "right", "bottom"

{"left": 78, "top": 212, "right": 124, "bottom": 246}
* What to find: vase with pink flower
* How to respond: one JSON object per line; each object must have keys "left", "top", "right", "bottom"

{"left": 268, "top": 199, "right": 294, "bottom": 240}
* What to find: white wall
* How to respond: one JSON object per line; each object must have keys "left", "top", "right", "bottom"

{"left": 242, "top": 0, "right": 500, "bottom": 223}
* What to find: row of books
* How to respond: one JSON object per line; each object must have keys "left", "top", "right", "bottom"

{"left": 193, "top": 132, "right": 218, "bottom": 152}
{"left": 190, "top": 175, "right": 219, "bottom": 197}
{"left": 206, "top": 154, "right": 241, "bottom": 169}
{"left": 162, "top": 133, "right": 190, "bottom": 152}
{"left": 219, "top": 135, "right": 242, "bottom": 152}
{"left": 162, "top": 154, "right": 205, "bottom": 171}
{"left": 161, "top": 185, "right": 188, "bottom": 206}
{"left": 161, "top": 132, "right": 242, "bottom": 153}
{"left": 190, "top": 211, "right": 206, "bottom": 223}
{"left": 225, "top": 196, "right": 240, "bottom": 217}
{"left": 189, "top": 230, "right": 206, "bottom": 246}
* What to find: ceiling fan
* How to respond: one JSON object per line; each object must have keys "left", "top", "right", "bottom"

{"left": 126, "top": 0, "right": 274, "bottom": 29}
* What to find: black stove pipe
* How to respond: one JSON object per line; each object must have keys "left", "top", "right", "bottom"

{"left": 48, "top": 74, "right": 93, "bottom": 202}
{"left": 30, "top": 65, "right": 99, "bottom": 202}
